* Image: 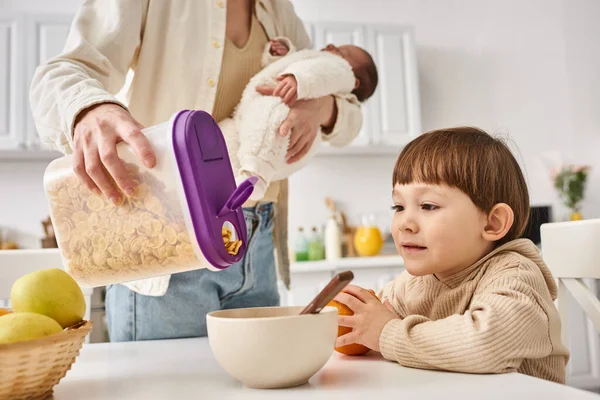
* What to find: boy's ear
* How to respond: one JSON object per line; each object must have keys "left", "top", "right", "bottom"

{"left": 354, "top": 78, "right": 360, "bottom": 89}
{"left": 482, "top": 203, "right": 514, "bottom": 242}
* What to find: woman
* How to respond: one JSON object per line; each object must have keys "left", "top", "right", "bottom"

{"left": 30, "top": 0, "right": 362, "bottom": 341}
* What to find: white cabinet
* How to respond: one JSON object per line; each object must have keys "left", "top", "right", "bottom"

{"left": 3, "top": 16, "right": 421, "bottom": 157}
{"left": 367, "top": 25, "right": 421, "bottom": 147}
{"left": 0, "top": 5, "right": 72, "bottom": 158}
{"left": 25, "top": 14, "right": 73, "bottom": 149}
{"left": 314, "top": 22, "right": 370, "bottom": 146}
{"left": 0, "top": 14, "right": 23, "bottom": 150}
{"left": 308, "top": 22, "right": 421, "bottom": 154}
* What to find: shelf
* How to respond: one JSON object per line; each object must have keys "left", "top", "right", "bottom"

{"left": 290, "top": 254, "right": 404, "bottom": 273}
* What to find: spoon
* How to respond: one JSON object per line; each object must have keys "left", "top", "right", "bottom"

{"left": 299, "top": 270, "right": 354, "bottom": 315}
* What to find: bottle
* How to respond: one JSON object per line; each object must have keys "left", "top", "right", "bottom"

{"left": 324, "top": 215, "right": 342, "bottom": 260}
{"left": 307, "top": 226, "right": 325, "bottom": 261}
{"left": 354, "top": 213, "right": 384, "bottom": 257}
{"left": 294, "top": 227, "right": 309, "bottom": 262}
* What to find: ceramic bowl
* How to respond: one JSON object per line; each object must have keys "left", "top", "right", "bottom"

{"left": 206, "top": 305, "right": 338, "bottom": 389}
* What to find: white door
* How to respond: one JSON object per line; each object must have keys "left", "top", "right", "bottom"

{"left": 367, "top": 25, "right": 421, "bottom": 147}
{"left": 0, "top": 13, "right": 24, "bottom": 150}
{"left": 25, "top": 14, "right": 73, "bottom": 150}
{"left": 314, "top": 22, "right": 371, "bottom": 146}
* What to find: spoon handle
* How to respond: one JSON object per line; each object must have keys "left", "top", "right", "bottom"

{"left": 299, "top": 270, "right": 354, "bottom": 315}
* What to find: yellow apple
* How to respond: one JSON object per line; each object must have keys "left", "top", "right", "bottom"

{"left": 0, "top": 312, "right": 62, "bottom": 344}
{"left": 11, "top": 268, "right": 85, "bottom": 328}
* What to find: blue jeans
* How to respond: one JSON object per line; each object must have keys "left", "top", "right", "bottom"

{"left": 105, "top": 203, "right": 279, "bottom": 341}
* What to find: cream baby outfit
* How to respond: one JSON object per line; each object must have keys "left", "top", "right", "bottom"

{"left": 220, "top": 37, "right": 360, "bottom": 200}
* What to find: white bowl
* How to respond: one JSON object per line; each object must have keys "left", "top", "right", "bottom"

{"left": 206, "top": 305, "right": 338, "bottom": 389}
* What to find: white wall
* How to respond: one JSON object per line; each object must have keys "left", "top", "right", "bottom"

{"left": 562, "top": 0, "right": 600, "bottom": 216}
{"left": 288, "top": 0, "right": 599, "bottom": 239}
{"left": 1, "top": 0, "right": 598, "bottom": 249}
{"left": 0, "top": 0, "right": 80, "bottom": 248}
{"left": 0, "top": 161, "right": 51, "bottom": 248}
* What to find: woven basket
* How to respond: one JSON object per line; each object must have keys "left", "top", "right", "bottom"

{"left": 0, "top": 320, "right": 93, "bottom": 400}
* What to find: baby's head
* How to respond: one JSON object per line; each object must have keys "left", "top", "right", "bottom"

{"left": 322, "top": 44, "right": 378, "bottom": 102}
{"left": 391, "top": 127, "right": 530, "bottom": 279}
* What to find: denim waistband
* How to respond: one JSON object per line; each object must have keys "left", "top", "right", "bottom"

{"left": 243, "top": 202, "right": 273, "bottom": 219}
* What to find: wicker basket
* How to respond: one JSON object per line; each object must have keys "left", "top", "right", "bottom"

{"left": 0, "top": 320, "right": 93, "bottom": 400}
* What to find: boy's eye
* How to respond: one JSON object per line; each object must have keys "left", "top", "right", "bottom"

{"left": 421, "top": 203, "right": 438, "bottom": 211}
{"left": 391, "top": 205, "right": 404, "bottom": 212}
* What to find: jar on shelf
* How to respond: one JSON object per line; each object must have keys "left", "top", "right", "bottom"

{"left": 353, "top": 213, "right": 383, "bottom": 257}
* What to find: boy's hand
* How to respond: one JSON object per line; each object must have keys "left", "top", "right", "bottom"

{"left": 273, "top": 75, "right": 298, "bottom": 106}
{"left": 334, "top": 284, "right": 399, "bottom": 352}
{"left": 269, "top": 38, "right": 289, "bottom": 56}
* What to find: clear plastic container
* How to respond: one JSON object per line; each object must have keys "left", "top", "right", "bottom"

{"left": 43, "top": 110, "right": 257, "bottom": 287}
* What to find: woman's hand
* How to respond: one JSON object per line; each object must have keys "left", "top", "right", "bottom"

{"left": 72, "top": 103, "right": 156, "bottom": 204}
{"left": 255, "top": 85, "right": 338, "bottom": 163}
{"left": 334, "top": 284, "right": 399, "bottom": 352}
{"left": 279, "top": 97, "right": 333, "bottom": 163}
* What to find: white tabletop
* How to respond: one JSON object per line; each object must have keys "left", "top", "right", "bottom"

{"left": 53, "top": 338, "right": 599, "bottom": 400}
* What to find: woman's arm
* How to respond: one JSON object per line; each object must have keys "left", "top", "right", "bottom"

{"left": 30, "top": 0, "right": 145, "bottom": 153}
{"left": 30, "top": 0, "right": 155, "bottom": 203}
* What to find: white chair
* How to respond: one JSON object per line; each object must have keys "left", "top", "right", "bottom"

{"left": 0, "top": 249, "right": 93, "bottom": 342}
{"left": 540, "top": 219, "right": 600, "bottom": 343}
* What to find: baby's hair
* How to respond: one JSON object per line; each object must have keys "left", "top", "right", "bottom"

{"left": 352, "top": 48, "right": 378, "bottom": 102}
{"left": 392, "top": 127, "right": 530, "bottom": 244}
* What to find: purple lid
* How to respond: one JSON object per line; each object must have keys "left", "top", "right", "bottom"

{"left": 171, "top": 110, "right": 256, "bottom": 269}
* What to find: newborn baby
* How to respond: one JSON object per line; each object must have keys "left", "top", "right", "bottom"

{"left": 221, "top": 37, "right": 378, "bottom": 200}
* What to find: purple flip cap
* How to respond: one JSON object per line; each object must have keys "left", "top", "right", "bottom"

{"left": 171, "top": 110, "right": 256, "bottom": 269}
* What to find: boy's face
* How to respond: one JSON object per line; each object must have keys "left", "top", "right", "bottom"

{"left": 391, "top": 183, "right": 493, "bottom": 279}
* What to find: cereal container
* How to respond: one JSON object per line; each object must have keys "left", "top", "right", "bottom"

{"left": 44, "top": 110, "right": 257, "bottom": 287}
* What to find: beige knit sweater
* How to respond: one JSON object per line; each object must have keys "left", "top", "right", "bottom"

{"left": 379, "top": 239, "right": 570, "bottom": 383}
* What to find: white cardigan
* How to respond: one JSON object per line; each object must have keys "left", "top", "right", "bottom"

{"left": 30, "top": 0, "right": 362, "bottom": 296}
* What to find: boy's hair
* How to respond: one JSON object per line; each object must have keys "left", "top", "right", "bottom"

{"left": 392, "top": 127, "right": 530, "bottom": 245}
{"left": 352, "top": 49, "right": 378, "bottom": 102}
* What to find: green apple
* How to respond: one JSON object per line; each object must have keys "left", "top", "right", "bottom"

{"left": 11, "top": 268, "right": 85, "bottom": 328}
{"left": 0, "top": 312, "right": 62, "bottom": 344}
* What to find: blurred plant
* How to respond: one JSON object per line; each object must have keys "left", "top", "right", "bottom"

{"left": 551, "top": 164, "right": 590, "bottom": 216}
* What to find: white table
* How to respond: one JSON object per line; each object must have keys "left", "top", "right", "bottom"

{"left": 53, "top": 338, "right": 599, "bottom": 400}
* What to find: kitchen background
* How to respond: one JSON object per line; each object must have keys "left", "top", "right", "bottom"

{"left": 0, "top": 0, "right": 599, "bottom": 391}
{"left": 1, "top": 0, "right": 598, "bottom": 247}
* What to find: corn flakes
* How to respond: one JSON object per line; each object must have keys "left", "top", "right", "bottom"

{"left": 47, "top": 161, "right": 244, "bottom": 286}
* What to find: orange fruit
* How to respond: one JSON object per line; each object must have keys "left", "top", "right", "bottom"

{"left": 328, "top": 289, "right": 378, "bottom": 356}
{"left": 0, "top": 308, "right": 11, "bottom": 317}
